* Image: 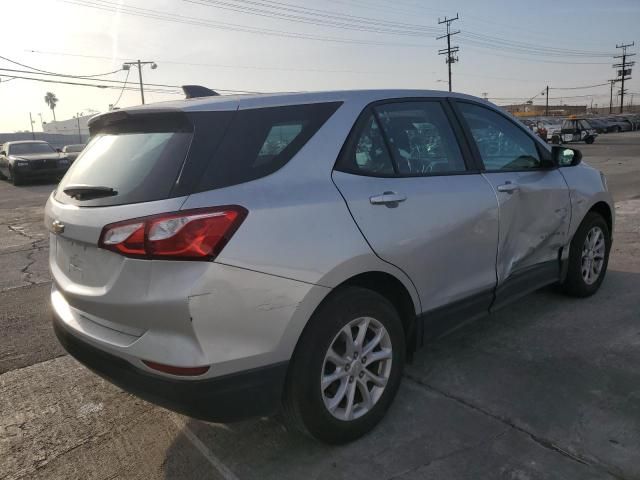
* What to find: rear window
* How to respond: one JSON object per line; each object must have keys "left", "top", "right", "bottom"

{"left": 195, "top": 102, "right": 341, "bottom": 192}
{"left": 56, "top": 113, "right": 193, "bottom": 207}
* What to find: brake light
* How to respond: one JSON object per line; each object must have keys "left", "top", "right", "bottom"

{"left": 98, "top": 206, "right": 247, "bottom": 260}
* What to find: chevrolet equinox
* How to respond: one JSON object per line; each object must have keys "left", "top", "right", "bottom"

{"left": 47, "top": 90, "right": 613, "bottom": 444}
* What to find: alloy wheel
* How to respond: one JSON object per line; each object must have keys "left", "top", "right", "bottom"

{"left": 321, "top": 316, "right": 392, "bottom": 421}
{"left": 581, "top": 226, "right": 606, "bottom": 285}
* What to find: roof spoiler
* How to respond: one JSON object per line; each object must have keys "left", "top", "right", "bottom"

{"left": 182, "top": 85, "right": 220, "bottom": 99}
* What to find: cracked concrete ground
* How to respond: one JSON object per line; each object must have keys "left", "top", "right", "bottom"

{"left": 1, "top": 133, "right": 639, "bottom": 479}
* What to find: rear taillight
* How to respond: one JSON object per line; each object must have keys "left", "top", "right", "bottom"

{"left": 98, "top": 206, "right": 247, "bottom": 260}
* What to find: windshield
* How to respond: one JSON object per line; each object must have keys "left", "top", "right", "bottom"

{"left": 9, "top": 143, "right": 56, "bottom": 155}
{"left": 56, "top": 130, "right": 192, "bottom": 207}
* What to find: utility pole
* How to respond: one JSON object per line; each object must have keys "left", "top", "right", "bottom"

{"left": 609, "top": 79, "right": 616, "bottom": 114}
{"left": 437, "top": 14, "right": 460, "bottom": 92}
{"left": 75, "top": 113, "right": 82, "bottom": 143}
{"left": 28, "top": 113, "right": 35, "bottom": 140}
{"left": 545, "top": 85, "right": 549, "bottom": 116}
{"left": 613, "top": 42, "right": 635, "bottom": 113}
{"left": 122, "top": 60, "right": 157, "bottom": 105}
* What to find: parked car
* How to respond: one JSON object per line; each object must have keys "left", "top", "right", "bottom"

{"left": 61, "top": 144, "right": 86, "bottom": 163}
{"left": 586, "top": 118, "right": 614, "bottom": 134}
{"left": 617, "top": 115, "right": 640, "bottom": 131}
{"left": 552, "top": 118, "right": 597, "bottom": 144}
{"left": 534, "top": 120, "right": 548, "bottom": 141}
{"left": 604, "top": 116, "right": 632, "bottom": 132}
{"left": 0, "top": 140, "right": 71, "bottom": 185}
{"left": 48, "top": 90, "right": 613, "bottom": 444}
{"left": 539, "top": 118, "right": 563, "bottom": 138}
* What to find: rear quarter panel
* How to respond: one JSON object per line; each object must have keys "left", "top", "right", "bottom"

{"left": 180, "top": 98, "right": 422, "bottom": 312}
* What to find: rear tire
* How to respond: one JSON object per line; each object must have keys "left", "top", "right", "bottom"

{"left": 283, "top": 286, "right": 405, "bottom": 444}
{"left": 562, "top": 212, "right": 610, "bottom": 297}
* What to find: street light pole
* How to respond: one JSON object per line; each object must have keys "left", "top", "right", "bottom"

{"left": 122, "top": 60, "right": 157, "bottom": 105}
{"left": 29, "top": 113, "right": 35, "bottom": 140}
{"left": 76, "top": 113, "right": 82, "bottom": 143}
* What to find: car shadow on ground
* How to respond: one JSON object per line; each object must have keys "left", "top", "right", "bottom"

{"left": 163, "top": 270, "right": 640, "bottom": 480}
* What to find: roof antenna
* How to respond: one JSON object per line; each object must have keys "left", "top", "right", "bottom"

{"left": 182, "top": 85, "right": 220, "bottom": 99}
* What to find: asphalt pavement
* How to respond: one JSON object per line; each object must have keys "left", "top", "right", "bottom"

{"left": 1, "top": 132, "right": 639, "bottom": 480}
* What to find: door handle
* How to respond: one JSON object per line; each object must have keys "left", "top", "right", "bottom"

{"left": 369, "top": 191, "right": 407, "bottom": 206}
{"left": 497, "top": 182, "right": 520, "bottom": 193}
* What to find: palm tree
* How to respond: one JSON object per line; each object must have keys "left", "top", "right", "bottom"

{"left": 44, "top": 92, "right": 58, "bottom": 121}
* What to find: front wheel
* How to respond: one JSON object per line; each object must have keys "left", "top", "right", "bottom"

{"left": 585, "top": 136, "right": 595, "bottom": 144}
{"left": 562, "top": 212, "right": 611, "bottom": 297}
{"left": 283, "top": 287, "right": 405, "bottom": 444}
{"left": 9, "top": 168, "right": 23, "bottom": 186}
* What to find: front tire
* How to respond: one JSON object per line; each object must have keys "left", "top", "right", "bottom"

{"left": 9, "top": 168, "right": 23, "bottom": 186}
{"left": 562, "top": 212, "right": 610, "bottom": 297}
{"left": 585, "top": 136, "right": 595, "bottom": 144}
{"left": 283, "top": 287, "right": 405, "bottom": 444}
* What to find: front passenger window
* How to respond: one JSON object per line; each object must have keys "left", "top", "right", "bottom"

{"left": 458, "top": 103, "right": 542, "bottom": 171}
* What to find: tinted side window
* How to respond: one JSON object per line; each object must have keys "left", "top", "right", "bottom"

{"left": 458, "top": 103, "right": 541, "bottom": 171}
{"left": 197, "top": 102, "right": 341, "bottom": 191}
{"left": 375, "top": 102, "right": 466, "bottom": 175}
{"left": 341, "top": 113, "right": 395, "bottom": 176}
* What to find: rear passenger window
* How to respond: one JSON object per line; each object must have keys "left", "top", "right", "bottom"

{"left": 196, "top": 102, "right": 341, "bottom": 191}
{"left": 375, "top": 102, "right": 466, "bottom": 175}
{"left": 349, "top": 114, "right": 395, "bottom": 175}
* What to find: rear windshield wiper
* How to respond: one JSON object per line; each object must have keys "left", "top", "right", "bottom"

{"left": 63, "top": 185, "right": 118, "bottom": 200}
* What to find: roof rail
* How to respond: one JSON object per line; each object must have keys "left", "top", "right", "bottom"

{"left": 181, "top": 85, "right": 220, "bottom": 99}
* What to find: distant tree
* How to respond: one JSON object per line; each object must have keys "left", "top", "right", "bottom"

{"left": 44, "top": 92, "right": 58, "bottom": 121}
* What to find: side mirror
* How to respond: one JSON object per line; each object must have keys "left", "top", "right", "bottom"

{"left": 0, "top": 151, "right": 5, "bottom": 156}
{"left": 553, "top": 146, "right": 582, "bottom": 167}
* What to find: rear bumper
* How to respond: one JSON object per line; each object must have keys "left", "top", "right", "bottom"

{"left": 53, "top": 313, "right": 288, "bottom": 422}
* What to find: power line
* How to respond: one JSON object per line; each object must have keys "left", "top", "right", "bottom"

{"left": 111, "top": 68, "right": 131, "bottom": 108}
{"left": 26, "top": 49, "right": 395, "bottom": 75}
{"left": 437, "top": 14, "right": 460, "bottom": 92}
{"left": 0, "top": 66, "right": 259, "bottom": 93}
{"left": 0, "top": 73, "right": 258, "bottom": 95}
{"left": 463, "top": 47, "right": 612, "bottom": 65}
{"left": 549, "top": 83, "right": 610, "bottom": 90}
{"left": 0, "top": 54, "right": 123, "bottom": 78}
{"left": 458, "top": 31, "right": 612, "bottom": 58}
{"left": 186, "top": 0, "right": 441, "bottom": 36}
{"left": 0, "top": 73, "right": 182, "bottom": 93}
{"left": 62, "top": 0, "right": 430, "bottom": 47}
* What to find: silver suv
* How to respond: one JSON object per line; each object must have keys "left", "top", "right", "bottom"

{"left": 47, "top": 90, "right": 613, "bottom": 444}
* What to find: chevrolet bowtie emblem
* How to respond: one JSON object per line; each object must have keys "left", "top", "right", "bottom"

{"left": 51, "top": 220, "right": 65, "bottom": 234}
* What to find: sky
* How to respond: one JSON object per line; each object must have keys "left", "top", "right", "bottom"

{"left": 1, "top": 0, "right": 639, "bottom": 132}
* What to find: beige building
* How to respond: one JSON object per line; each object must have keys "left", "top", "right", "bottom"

{"left": 501, "top": 104, "right": 587, "bottom": 117}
